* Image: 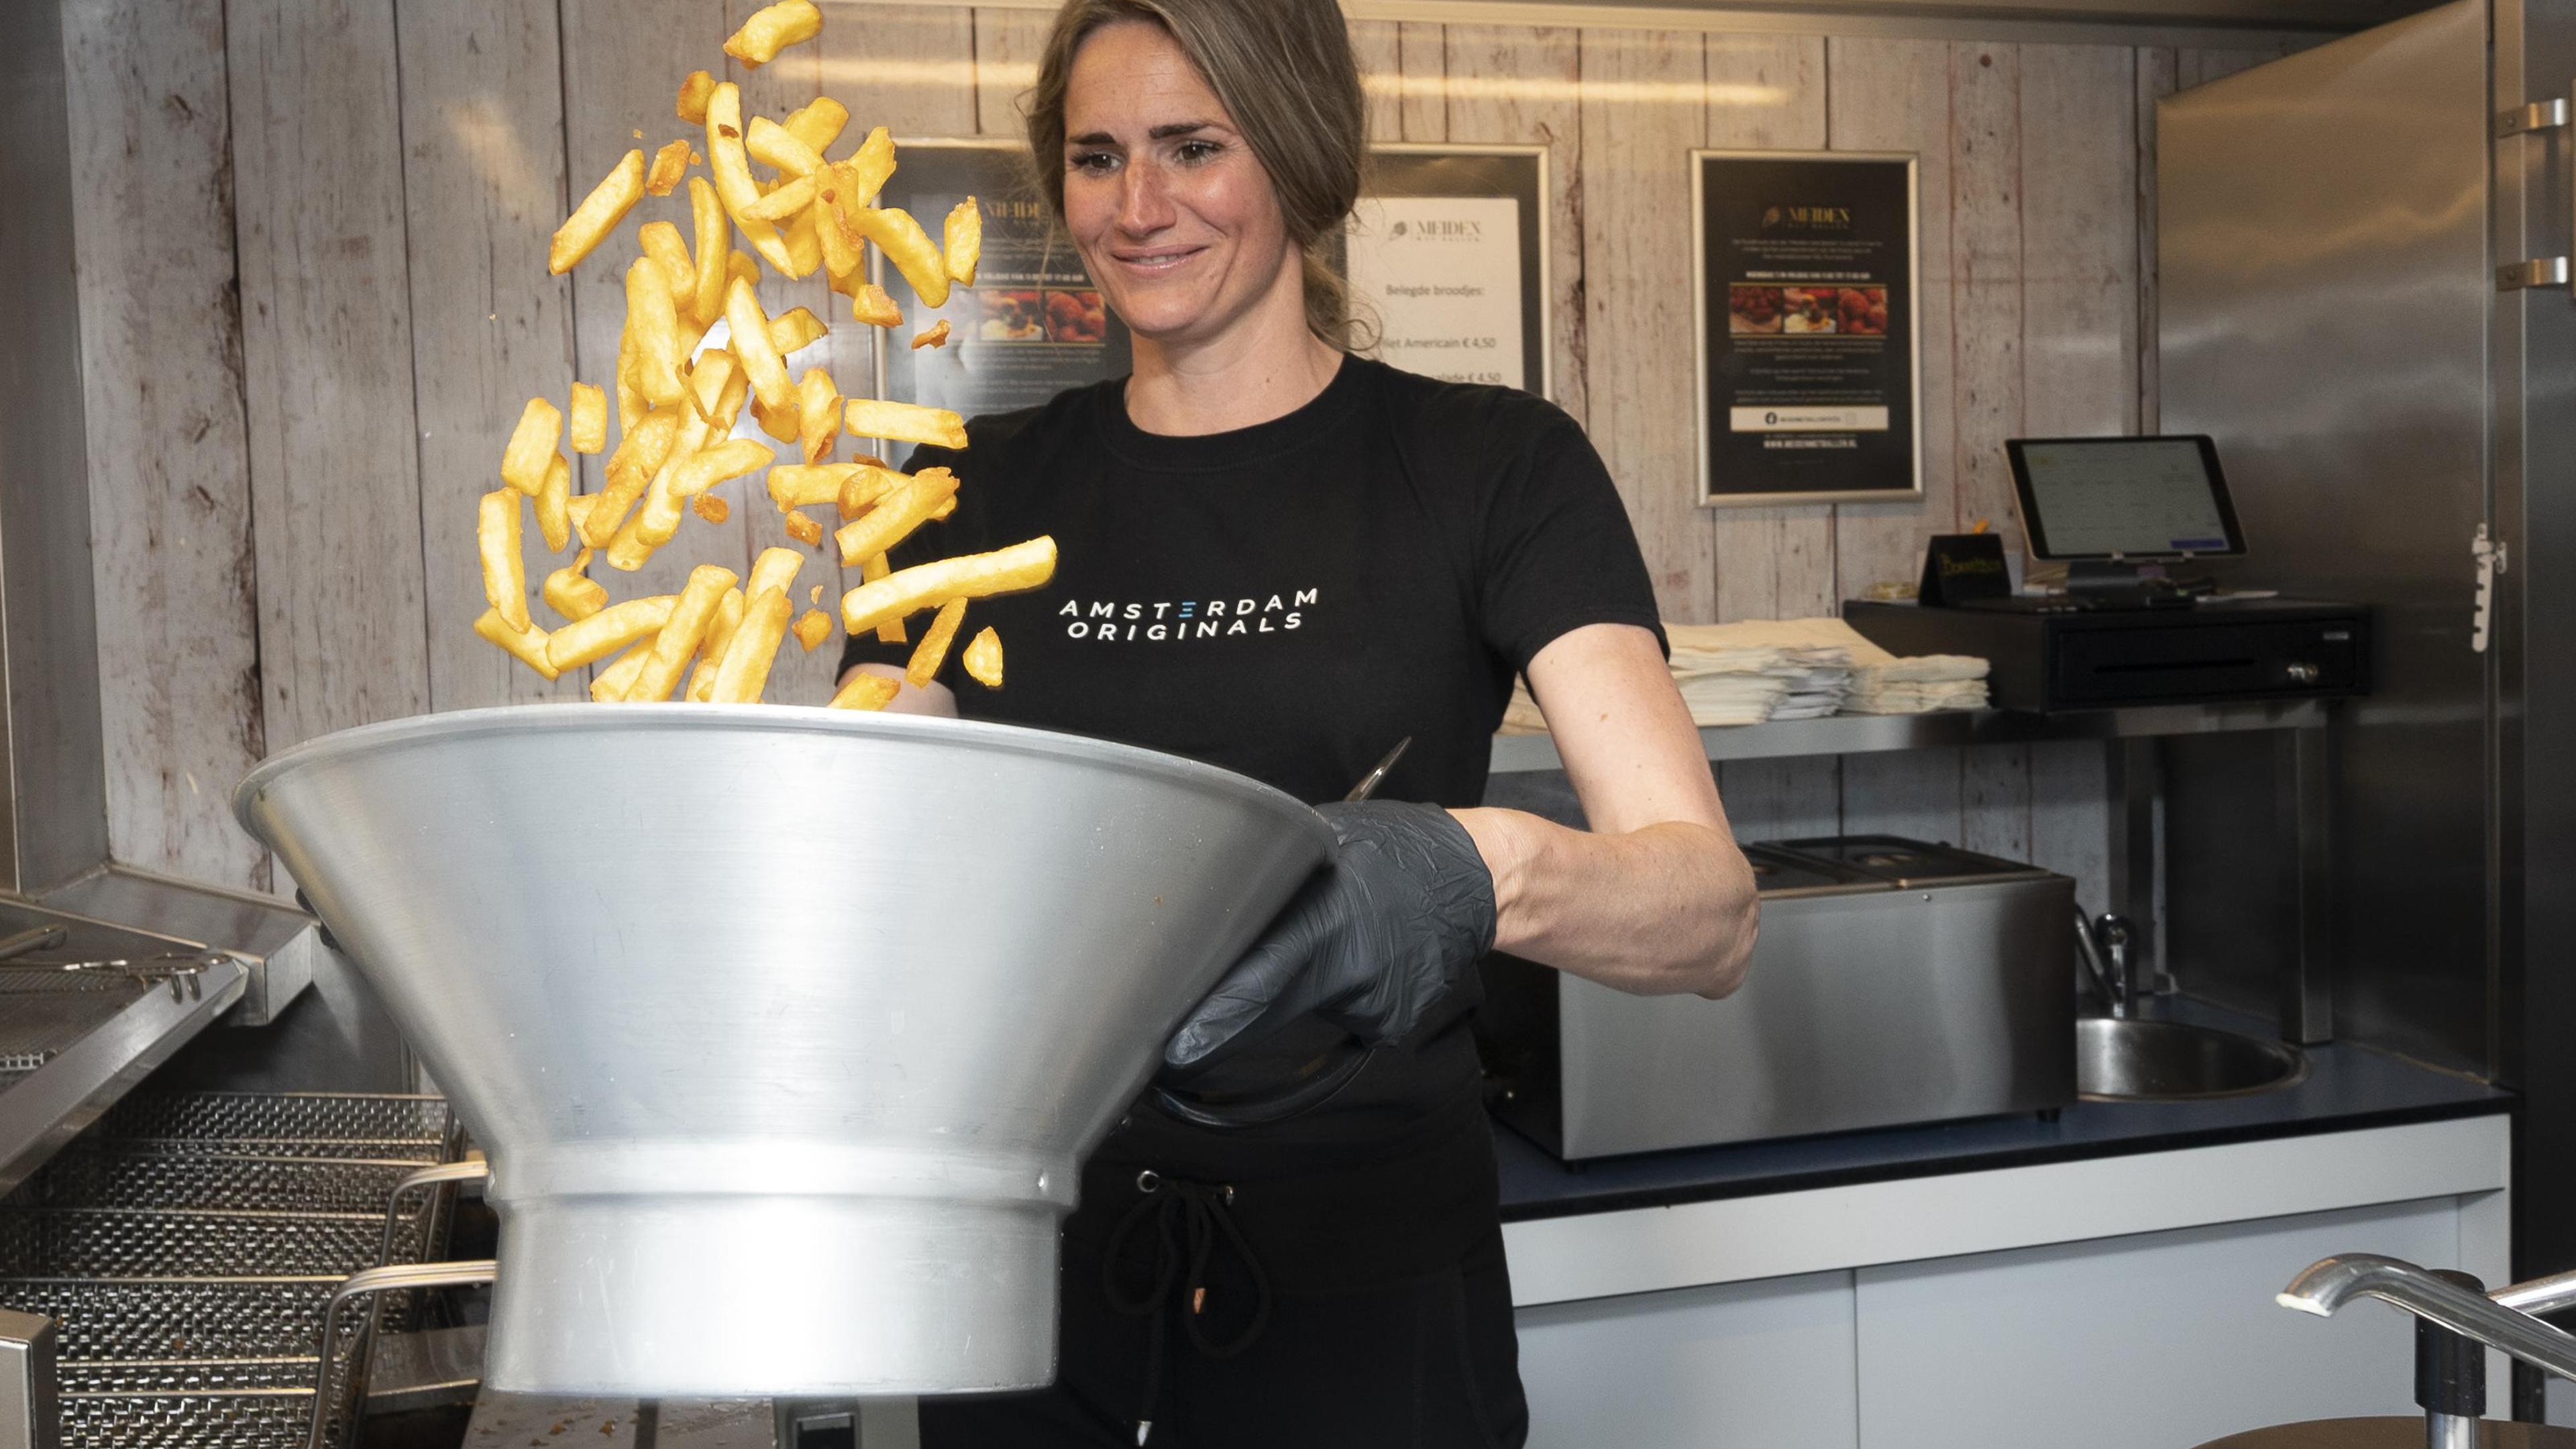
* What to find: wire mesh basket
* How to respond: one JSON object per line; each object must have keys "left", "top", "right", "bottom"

{"left": 0, "top": 1093, "right": 474, "bottom": 1449}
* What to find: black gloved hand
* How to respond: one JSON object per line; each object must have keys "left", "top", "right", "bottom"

{"left": 1164, "top": 800, "right": 1498, "bottom": 1071}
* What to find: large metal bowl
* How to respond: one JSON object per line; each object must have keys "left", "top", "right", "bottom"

{"left": 234, "top": 705, "right": 1334, "bottom": 1397}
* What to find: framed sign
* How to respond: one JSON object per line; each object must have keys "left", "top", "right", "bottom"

{"left": 1345, "top": 144, "right": 1550, "bottom": 398}
{"left": 873, "top": 138, "right": 1130, "bottom": 424}
{"left": 1693, "top": 150, "right": 1921, "bottom": 506}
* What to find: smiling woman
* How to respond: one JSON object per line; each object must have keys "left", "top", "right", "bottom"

{"left": 838, "top": 3, "right": 1760, "bottom": 1446}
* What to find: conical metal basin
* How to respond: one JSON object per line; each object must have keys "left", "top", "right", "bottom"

{"left": 233, "top": 706, "right": 1333, "bottom": 1397}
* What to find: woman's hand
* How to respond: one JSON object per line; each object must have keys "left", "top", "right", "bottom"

{"left": 1454, "top": 622, "right": 1758, "bottom": 998}
{"left": 837, "top": 662, "right": 959, "bottom": 717}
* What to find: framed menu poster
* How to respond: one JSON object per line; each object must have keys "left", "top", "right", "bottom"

{"left": 1693, "top": 150, "right": 1921, "bottom": 505}
{"left": 1346, "top": 144, "right": 1550, "bottom": 398}
{"left": 872, "top": 138, "right": 1130, "bottom": 428}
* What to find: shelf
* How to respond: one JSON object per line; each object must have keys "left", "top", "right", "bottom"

{"left": 1487, "top": 700, "right": 2330, "bottom": 774}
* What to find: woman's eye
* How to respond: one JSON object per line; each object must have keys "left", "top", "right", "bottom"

{"left": 1175, "top": 140, "right": 1222, "bottom": 165}
{"left": 1070, "top": 150, "right": 1119, "bottom": 176}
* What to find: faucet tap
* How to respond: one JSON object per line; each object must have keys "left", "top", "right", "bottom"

{"left": 2074, "top": 910, "right": 2139, "bottom": 1018}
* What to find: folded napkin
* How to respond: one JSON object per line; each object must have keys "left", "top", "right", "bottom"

{"left": 1501, "top": 616, "right": 1990, "bottom": 733}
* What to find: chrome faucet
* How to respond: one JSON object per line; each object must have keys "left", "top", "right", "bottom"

{"left": 2277, "top": 1253, "right": 2576, "bottom": 1446}
{"left": 2074, "top": 910, "right": 2139, "bottom": 1018}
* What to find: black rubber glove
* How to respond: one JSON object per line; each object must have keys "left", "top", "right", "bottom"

{"left": 1165, "top": 800, "right": 1499, "bottom": 1071}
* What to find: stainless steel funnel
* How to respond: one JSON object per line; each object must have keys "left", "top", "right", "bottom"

{"left": 233, "top": 706, "right": 1333, "bottom": 1397}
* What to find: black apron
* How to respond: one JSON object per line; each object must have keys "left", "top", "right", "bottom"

{"left": 918, "top": 1044, "right": 1527, "bottom": 1449}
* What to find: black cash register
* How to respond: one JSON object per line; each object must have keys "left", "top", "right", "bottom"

{"left": 1843, "top": 435, "right": 2370, "bottom": 712}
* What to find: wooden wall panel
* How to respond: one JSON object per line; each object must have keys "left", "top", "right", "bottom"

{"left": 1579, "top": 29, "right": 1716, "bottom": 622}
{"left": 225, "top": 0, "right": 431, "bottom": 758}
{"left": 1397, "top": 23, "right": 1450, "bottom": 142}
{"left": 395, "top": 0, "right": 585, "bottom": 712}
{"left": 972, "top": 9, "right": 1053, "bottom": 138}
{"left": 64, "top": 0, "right": 268, "bottom": 891}
{"left": 1351, "top": 20, "right": 1404, "bottom": 140}
{"left": 1440, "top": 25, "right": 1587, "bottom": 429}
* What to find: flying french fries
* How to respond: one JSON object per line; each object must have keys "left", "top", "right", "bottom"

{"left": 552, "top": 150, "right": 645, "bottom": 274}
{"left": 724, "top": 1, "right": 822, "bottom": 68}
{"left": 963, "top": 627, "right": 1003, "bottom": 688}
{"left": 476, "top": 5, "right": 1051, "bottom": 704}
{"left": 907, "top": 598, "right": 968, "bottom": 687}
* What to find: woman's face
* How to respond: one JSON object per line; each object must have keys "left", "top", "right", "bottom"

{"left": 1060, "top": 21, "right": 1297, "bottom": 348}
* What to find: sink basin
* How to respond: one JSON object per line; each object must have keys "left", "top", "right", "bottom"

{"left": 2076, "top": 1017, "right": 2310, "bottom": 1101}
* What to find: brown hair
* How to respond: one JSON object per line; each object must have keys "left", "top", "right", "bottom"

{"left": 1026, "top": 0, "right": 1368, "bottom": 350}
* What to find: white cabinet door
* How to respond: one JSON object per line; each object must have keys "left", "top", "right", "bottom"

{"left": 1515, "top": 1269, "right": 1858, "bottom": 1449}
{"left": 1853, "top": 1197, "right": 2467, "bottom": 1449}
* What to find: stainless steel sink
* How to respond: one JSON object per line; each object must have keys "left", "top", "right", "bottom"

{"left": 2076, "top": 1017, "right": 2310, "bottom": 1101}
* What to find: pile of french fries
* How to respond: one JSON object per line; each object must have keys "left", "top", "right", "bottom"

{"left": 474, "top": 0, "right": 1053, "bottom": 710}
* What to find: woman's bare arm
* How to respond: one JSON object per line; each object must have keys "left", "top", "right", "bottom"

{"left": 1450, "top": 623, "right": 1758, "bottom": 998}
{"left": 837, "top": 661, "right": 958, "bottom": 717}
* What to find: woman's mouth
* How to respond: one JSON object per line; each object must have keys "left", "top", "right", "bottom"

{"left": 1112, "top": 245, "right": 1205, "bottom": 274}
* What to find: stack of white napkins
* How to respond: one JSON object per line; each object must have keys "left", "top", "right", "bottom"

{"left": 1498, "top": 616, "right": 1987, "bottom": 733}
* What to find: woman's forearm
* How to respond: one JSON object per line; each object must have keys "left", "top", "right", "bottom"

{"left": 1452, "top": 806, "right": 1758, "bottom": 998}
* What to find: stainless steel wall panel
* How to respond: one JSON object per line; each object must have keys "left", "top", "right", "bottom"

{"left": 2159, "top": 0, "right": 2492, "bottom": 1070}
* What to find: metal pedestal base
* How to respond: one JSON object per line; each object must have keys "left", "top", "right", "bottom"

{"left": 2196, "top": 1419, "right": 2576, "bottom": 1447}
{"left": 486, "top": 1193, "right": 1063, "bottom": 1396}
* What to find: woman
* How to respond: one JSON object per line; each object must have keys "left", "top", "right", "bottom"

{"left": 839, "top": 1, "right": 1759, "bottom": 1442}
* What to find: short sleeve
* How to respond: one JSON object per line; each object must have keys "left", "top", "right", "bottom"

{"left": 1477, "top": 410, "right": 1667, "bottom": 673}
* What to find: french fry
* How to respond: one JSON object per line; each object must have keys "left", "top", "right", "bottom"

{"left": 688, "top": 176, "right": 731, "bottom": 329}
{"left": 474, "top": 608, "right": 560, "bottom": 681}
{"left": 783, "top": 509, "right": 825, "bottom": 547}
{"left": 828, "top": 672, "right": 901, "bottom": 711}
{"left": 745, "top": 173, "right": 818, "bottom": 221}
{"left": 841, "top": 537, "right": 1056, "bottom": 635}
{"left": 753, "top": 396, "right": 802, "bottom": 444}
{"left": 711, "top": 587, "right": 794, "bottom": 703}
{"left": 796, "top": 369, "right": 840, "bottom": 464}
{"left": 784, "top": 97, "right": 849, "bottom": 157}
{"left": 537, "top": 454, "right": 573, "bottom": 552}
{"left": 943, "top": 199, "right": 981, "bottom": 284}
{"left": 844, "top": 397, "right": 967, "bottom": 449}
{"left": 550, "top": 149, "right": 645, "bottom": 275}
{"left": 546, "top": 594, "right": 678, "bottom": 671}
{"left": 478, "top": 490, "right": 530, "bottom": 632}
{"left": 747, "top": 117, "right": 826, "bottom": 178}
{"left": 500, "top": 396, "right": 561, "bottom": 495}
{"left": 794, "top": 608, "right": 832, "bottom": 651}
{"left": 637, "top": 221, "right": 694, "bottom": 295}
{"left": 566, "top": 492, "right": 598, "bottom": 539}
{"left": 770, "top": 307, "right": 827, "bottom": 356}
{"left": 781, "top": 206, "right": 823, "bottom": 278}
{"left": 670, "top": 438, "right": 775, "bottom": 500}
{"left": 625, "top": 258, "right": 687, "bottom": 407}
{"left": 851, "top": 284, "right": 901, "bottom": 329}
{"left": 813, "top": 183, "right": 862, "bottom": 282}
{"left": 615, "top": 335, "right": 644, "bottom": 434}
{"left": 723, "top": 278, "right": 796, "bottom": 413}
{"left": 905, "top": 598, "right": 968, "bottom": 687}
{"left": 846, "top": 127, "right": 895, "bottom": 205}
{"left": 748, "top": 545, "right": 804, "bottom": 601}
{"left": 586, "top": 407, "right": 681, "bottom": 547}
{"left": 631, "top": 564, "right": 737, "bottom": 704}
{"left": 911, "top": 320, "right": 951, "bottom": 350}
{"left": 543, "top": 548, "right": 608, "bottom": 622}
{"left": 723, "top": 1, "right": 822, "bottom": 68}
{"left": 706, "top": 84, "right": 794, "bottom": 273}
{"left": 963, "top": 626, "right": 1003, "bottom": 687}
{"left": 676, "top": 70, "right": 716, "bottom": 126}
{"left": 863, "top": 551, "right": 904, "bottom": 643}
{"left": 841, "top": 206, "right": 949, "bottom": 307}
{"left": 568, "top": 382, "right": 607, "bottom": 455}
{"left": 839, "top": 464, "right": 899, "bottom": 521}
{"left": 810, "top": 584, "right": 824, "bottom": 605}
{"left": 767, "top": 462, "right": 859, "bottom": 511}
{"left": 688, "top": 586, "right": 749, "bottom": 701}
{"left": 645, "top": 138, "right": 693, "bottom": 196}
{"left": 692, "top": 494, "right": 731, "bottom": 525}
{"left": 834, "top": 467, "right": 959, "bottom": 565}
{"left": 592, "top": 638, "right": 652, "bottom": 702}
{"left": 729, "top": 251, "right": 761, "bottom": 294}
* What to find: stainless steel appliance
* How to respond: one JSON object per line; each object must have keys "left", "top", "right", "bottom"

{"left": 1482, "top": 837, "right": 2075, "bottom": 1159}
{"left": 235, "top": 705, "right": 1334, "bottom": 1397}
{"left": 2155, "top": 0, "right": 2576, "bottom": 1279}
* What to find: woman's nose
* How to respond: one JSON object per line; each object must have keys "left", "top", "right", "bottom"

{"left": 1118, "top": 162, "right": 1176, "bottom": 234}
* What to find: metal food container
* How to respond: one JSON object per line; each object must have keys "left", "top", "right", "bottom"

{"left": 233, "top": 706, "right": 1336, "bottom": 1399}
{"left": 1483, "top": 836, "right": 2076, "bottom": 1159}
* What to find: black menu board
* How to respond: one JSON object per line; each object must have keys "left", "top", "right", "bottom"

{"left": 873, "top": 139, "right": 1130, "bottom": 423}
{"left": 1693, "top": 151, "right": 1921, "bottom": 504}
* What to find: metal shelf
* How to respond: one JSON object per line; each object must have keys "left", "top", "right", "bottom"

{"left": 1487, "top": 700, "right": 2330, "bottom": 774}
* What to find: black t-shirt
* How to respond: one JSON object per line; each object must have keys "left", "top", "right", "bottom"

{"left": 843, "top": 355, "right": 1661, "bottom": 1146}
